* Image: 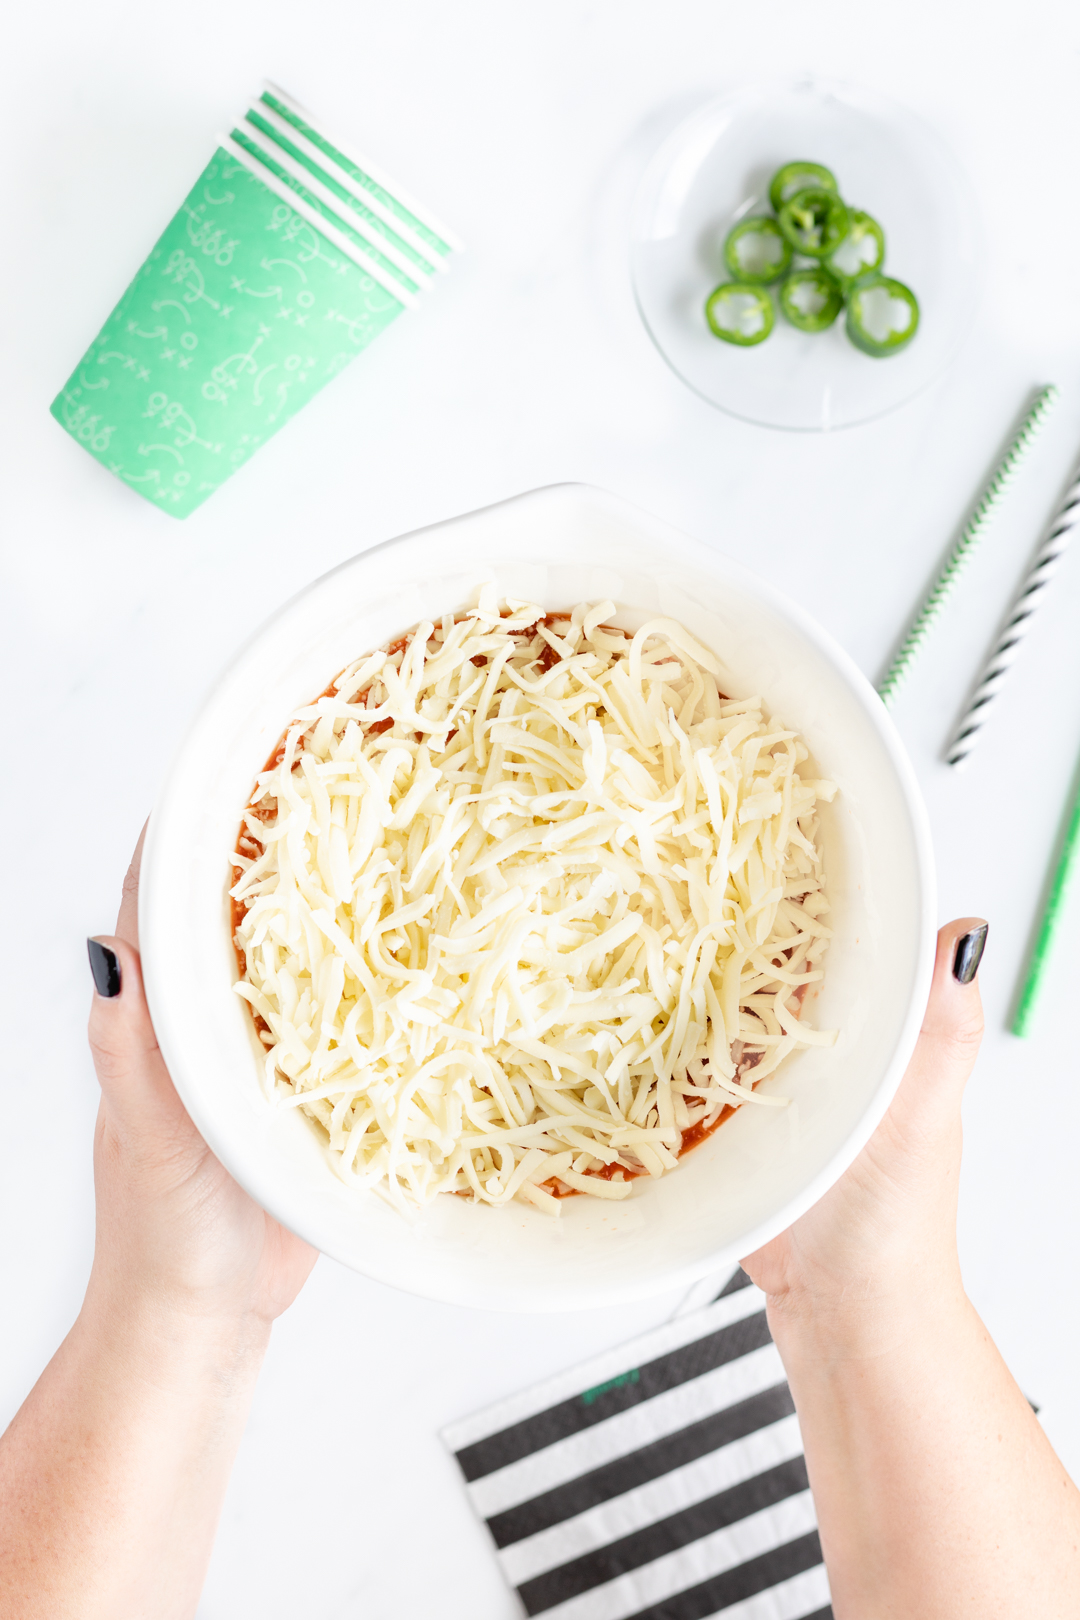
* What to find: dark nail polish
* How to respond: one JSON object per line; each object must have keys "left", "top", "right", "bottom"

{"left": 87, "top": 939, "right": 121, "bottom": 998}
{"left": 953, "top": 924, "right": 988, "bottom": 985}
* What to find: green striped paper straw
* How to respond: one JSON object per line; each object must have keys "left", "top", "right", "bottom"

{"left": 877, "top": 384, "right": 1060, "bottom": 707}
{"left": 51, "top": 83, "right": 461, "bottom": 518}
{"left": 1012, "top": 758, "right": 1080, "bottom": 1036}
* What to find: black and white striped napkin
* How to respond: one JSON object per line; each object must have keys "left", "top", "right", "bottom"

{"left": 442, "top": 1270, "right": 831, "bottom": 1620}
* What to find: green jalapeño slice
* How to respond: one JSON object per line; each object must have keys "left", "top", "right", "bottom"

{"left": 846, "top": 273, "right": 920, "bottom": 356}
{"left": 705, "top": 282, "right": 775, "bottom": 345}
{"left": 767, "top": 161, "right": 838, "bottom": 214}
{"left": 722, "top": 216, "right": 793, "bottom": 283}
{"left": 826, "top": 209, "right": 885, "bottom": 286}
{"left": 779, "top": 267, "right": 844, "bottom": 332}
{"left": 777, "top": 187, "right": 850, "bottom": 259}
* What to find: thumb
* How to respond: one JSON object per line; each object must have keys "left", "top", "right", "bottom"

{"left": 887, "top": 916, "right": 987, "bottom": 1141}
{"left": 87, "top": 935, "right": 195, "bottom": 1148}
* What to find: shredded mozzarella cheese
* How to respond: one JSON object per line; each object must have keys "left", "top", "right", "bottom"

{"left": 230, "top": 593, "right": 837, "bottom": 1213}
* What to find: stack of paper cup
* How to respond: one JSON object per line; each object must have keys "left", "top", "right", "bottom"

{"left": 50, "top": 84, "right": 461, "bottom": 518}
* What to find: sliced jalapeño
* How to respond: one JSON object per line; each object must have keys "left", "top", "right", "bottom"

{"left": 777, "top": 188, "right": 850, "bottom": 259}
{"left": 767, "top": 161, "right": 838, "bottom": 214}
{"left": 826, "top": 209, "right": 885, "bottom": 286}
{"left": 779, "top": 267, "right": 844, "bottom": 332}
{"left": 845, "top": 273, "right": 920, "bottom": 356}
{"left": 705, "top": 282, "right": 775, "bottom": 346}
{"left": 723, "top": 216, "right": 792, "bottom": 284}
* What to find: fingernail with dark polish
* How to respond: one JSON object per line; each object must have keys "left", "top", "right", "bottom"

{"left": 953, "top": 923, "right": 988, "bottom": 985}
{"left": 87, "top": 939, "right": 122, "bottom": 998}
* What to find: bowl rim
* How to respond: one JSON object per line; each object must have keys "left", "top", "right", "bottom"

{"left": 140, "top": 482, "right": 937, "bottom": 1310}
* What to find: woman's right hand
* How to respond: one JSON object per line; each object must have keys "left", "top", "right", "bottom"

{"left": 742, "top": 920, "right": 1080, "bottom": 1620}
{"left": 741, "top": 916, "right": 987, "bottom": 1349}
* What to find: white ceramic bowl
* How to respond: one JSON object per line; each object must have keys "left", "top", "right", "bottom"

{"left": 141, "top": 484, "right": 935, "bottom": 1312}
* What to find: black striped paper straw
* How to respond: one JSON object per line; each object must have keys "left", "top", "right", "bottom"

{"left": 876, "top": 386, "right": 1059, "bottom": 708}
{"left": 947, "top": 456, "right": 1080, "bottom": 765}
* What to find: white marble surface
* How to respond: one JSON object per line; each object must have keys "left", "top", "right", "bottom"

{"left": 4, "top": 3, "right": 1080, "bottom": 1616}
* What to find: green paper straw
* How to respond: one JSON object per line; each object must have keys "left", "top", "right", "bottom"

{"left": 877, "top": 385, "right": 1060, "bottom": 707}
{"left": 1012, "top": 759, "right": 1080, "bottom": 1037}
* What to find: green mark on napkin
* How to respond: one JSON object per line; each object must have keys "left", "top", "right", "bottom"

{"left": 50, "top": 86, "right": 460, "bottom": 518}
{"left": 581, "top": 1369, "right": 640, "bottom": 1405}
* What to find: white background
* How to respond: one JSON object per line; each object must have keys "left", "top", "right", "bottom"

{"left": 4, "top": 3, "right": 1080, "bottom": 1616}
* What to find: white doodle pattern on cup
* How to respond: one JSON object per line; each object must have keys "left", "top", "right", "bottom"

{"left": 51, "top": 150, "right": 406, "bottom": 516}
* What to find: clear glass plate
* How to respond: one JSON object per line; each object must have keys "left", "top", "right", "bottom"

{"left": 630, "top": 77, "right": 983, "bottom": 431}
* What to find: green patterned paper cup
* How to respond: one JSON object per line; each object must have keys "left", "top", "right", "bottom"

{"left": 51, "top": 84, "right": 461, "bottom": 518}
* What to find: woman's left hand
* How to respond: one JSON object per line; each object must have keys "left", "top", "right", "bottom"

{"left": 0, "top": 830, "right": 319, "bottom": 1620}
{"left": 87, "top": 826, "right": 317, "bottom": 1329}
